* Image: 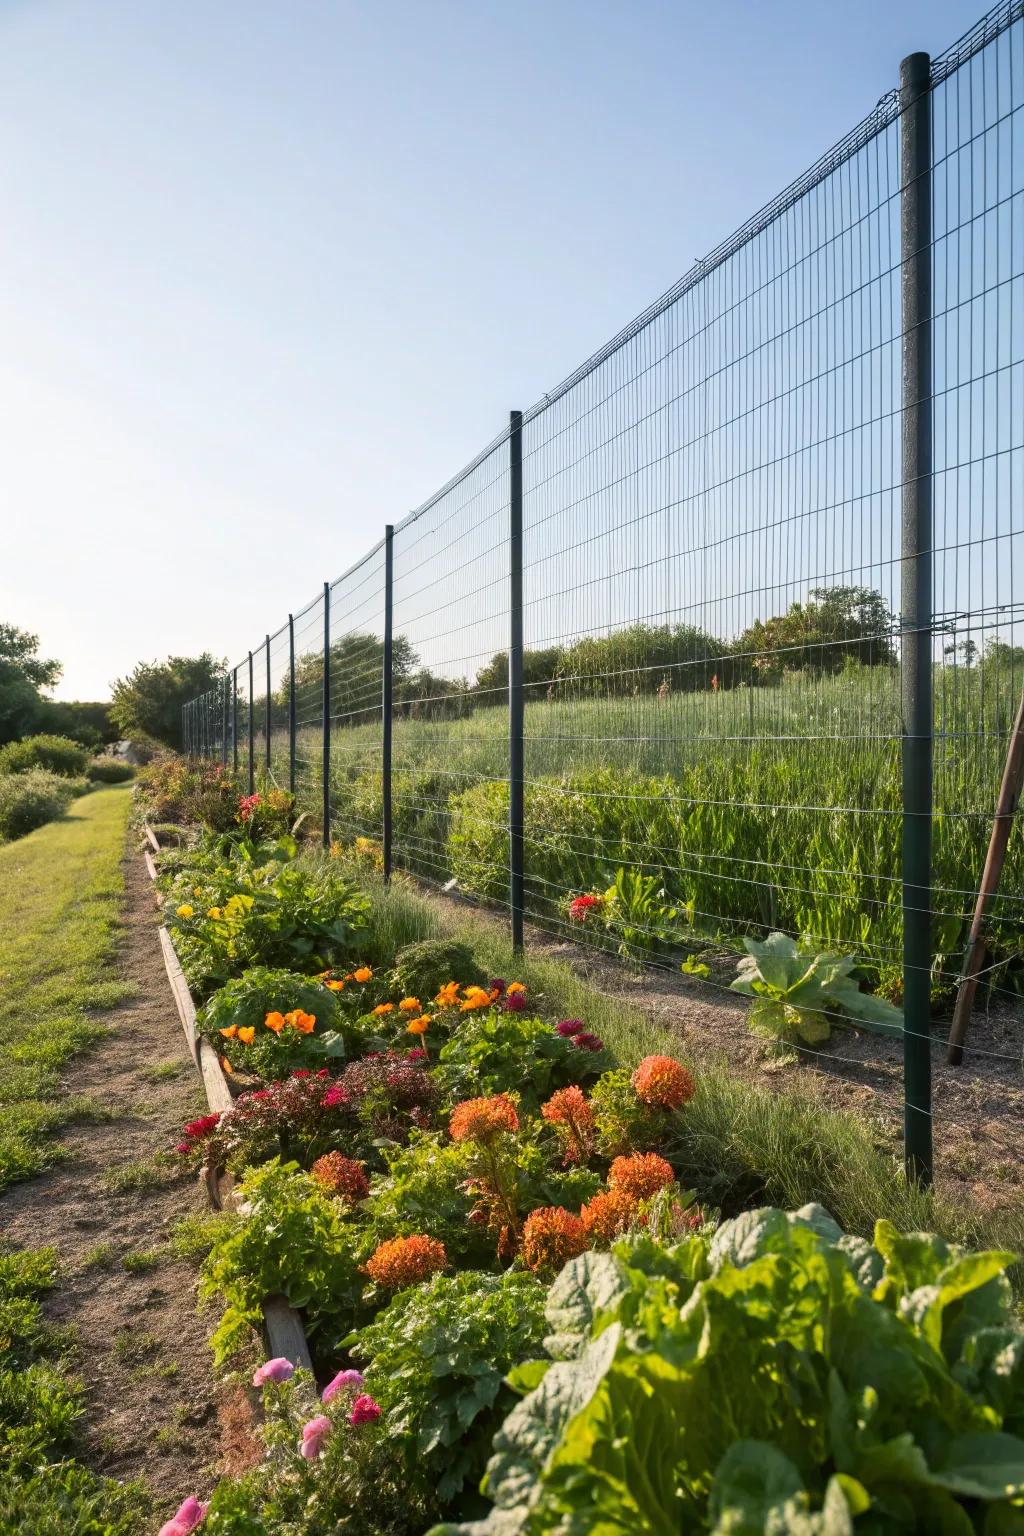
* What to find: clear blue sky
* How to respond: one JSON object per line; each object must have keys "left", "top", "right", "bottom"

{"left": 0, "top": 0, "right": 989, "bottom": 700}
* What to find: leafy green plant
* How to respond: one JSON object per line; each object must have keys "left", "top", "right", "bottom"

{"left": 0, "top": 733, "right": 90, "bottom": 778}
{"left": 363, "top": 1133, "right": 491, "bottom": 1267}
{"left": 347, "top": 1270, "right": 548, "bottom": 1508}
{"left": 433, "top": 1207, "right": 1024, "bottom": 1535}
{"left": 435, "top": 1013, "right": 604, "bottom": 1111}
{"left": 730, "top": 932, "right": 903, "bottom": 1045}
{"left": 599, "top": 867, "right": 683, "bottom": 958}
{"left": 590, "top": 1068, "right": 670, "bottom": 1156}
{"left": 200, "top": 1158, "right": 364, "bottom": 1363}
{"left": 390, "top": 939, "right": 486, "bottom": 1002}
{"left": 197, "top": 966, "right": 350, "bottom": 1077}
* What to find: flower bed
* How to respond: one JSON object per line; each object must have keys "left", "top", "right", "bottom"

{"left": 144, "top": 787, "right": 1024, "bottom": 1536}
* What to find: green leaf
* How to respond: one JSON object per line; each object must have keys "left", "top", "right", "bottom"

{"left": 543, "top": 1251, "right": 631, "bottom": 1360}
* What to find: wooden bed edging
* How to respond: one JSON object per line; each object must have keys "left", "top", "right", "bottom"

{"left": 147, "top": 829, "right": 314, "bottom": 1377}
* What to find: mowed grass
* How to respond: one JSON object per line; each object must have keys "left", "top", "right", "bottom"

{"left": 0, "top": 786, "right": 132, "bottom": 1190}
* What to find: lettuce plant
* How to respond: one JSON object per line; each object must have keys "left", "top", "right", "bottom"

{"left": 730, "top": 932, "right": 903, "bottom": 1045}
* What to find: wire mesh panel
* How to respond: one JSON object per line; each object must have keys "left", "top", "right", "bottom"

{"left": 327, "top": 543, "right": 387, "bottom": 854}
{"left": 267, "top": 625, "right": 291, "bottom": 788}
{"left": 291, "top": 592, "right": 326, "bottom": 828}
{"left": 930, "top": 11, "right": 1024, "bottom": 1064}
{"left": 236, "top": 658, "right": 252, "bottom": 790}
{"left": 389, "top": 438, "right": 511, "bottom": 889}
{"left": 251, "top": 638, "right": 269, "bottom": 776}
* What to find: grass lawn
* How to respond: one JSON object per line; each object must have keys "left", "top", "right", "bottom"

{"left": 0, "top": 785, "right": 132, "bottom": 1190}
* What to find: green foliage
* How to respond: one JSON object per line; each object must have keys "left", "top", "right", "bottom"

{"left": 0, "top": 734, "right": 90, "bottom": 777}
{"left": 391, "top": 939, "right": 486, "bottom": 1002}
{"left": 85, "top": 757, "right": 134, "bottom": 783}
{"left": 200, "top": 1159, "right": 364, "bottom": 1362}
{"left": 590, "top": 1068, "right": 667, "bottom": 1157}
{"left": 110, "top": 652, "right": 225, "bottom": 749}
{"left": 435, "top": 1012, "right": 603, "bottom": 1110}
{"left": 0, "top": 623, "right": 61, "bottom": 746}
{"left": 363, "top": 1133, "right": 492, "bottom": 1267}
{"left": 0, "top": 769, "right": 78, "bottom": 842}
{"left": 433, "top": 1208, "right": 1024, "bottom": 1535}
{"left": 33, "top": 697, "right": 117, "bottom": 749}
{"left": 348, "top": 1270, "right": 548, "bottom": 1507}
{"left": 730, "top": 932, "right": 904, "bottom": 1046}
{"left": 600, "top": 867, "right": 683, "bottom": 957}
{"left": 198, "top": 967, "right": 348, "bottom": 1076}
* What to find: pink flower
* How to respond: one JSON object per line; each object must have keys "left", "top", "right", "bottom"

{"left": 183, "top": 1114, "right": 221, "bottom": 1140}
{"left": 158, "top": 1496, "right": 209, "bottom": 1536}
{"left": 321, "top": 1368, "right": 364, "bottom": 1404}
{"left": 323, "top": 1085, "right": 348, "bottom": 1109}
{"left": 252, "top": 1356, "right": 294, "bottom": 1387}
{"left": 349, "top": 1393, "right": 382, "bottom": 1426}
{"left": 502, "top": 991, "right": 527, "bottom": 1012}
{"left": 300, "top": 1413, "right": 333, "bottom": 1459}
{"left": 557, "top": 1019, "right": 584, "bottom": 1037}
{"left": 175, "top": 1142, "right": 192, "bottom": 1154}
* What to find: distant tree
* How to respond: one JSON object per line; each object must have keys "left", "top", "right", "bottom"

{"left": 733, "top": 586, "right": 896, "bottom": 681}
{"left": 35, "top": 698, "right": 117, "bottom": 748}
{"left": 983, "top": 638, "right": 1024, "bottom": 669}
{"left": 0, "top": 623, "right": 61, "bottom": 744}
{"left": 473, "top": 647, "right": 565, "bottom": 704}
{"left": 110, "top": 653, "right": 225, "bottom": 749}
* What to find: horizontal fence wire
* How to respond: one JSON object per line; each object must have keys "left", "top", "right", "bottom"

{"left": 180, "top": 0, "right": 1024, "bottom": 1158}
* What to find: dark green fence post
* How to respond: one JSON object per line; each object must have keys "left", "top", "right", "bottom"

{"left": 247, "top": 650, "right": 255, "bottom": 795}
{"left": 900, "top": 49, "right": 934, "bottom": 1186}
{"left": 288, "top": 614, "right": 297, "bottom": 796}
{"left": 221, "top": 676, "right": 228, "bottom": 767}
{"left": 382, "top": 525, "right": 394, "bottom": 882}
{"left": 265, "top": 634, "right": 272, "bottom": 778}
{"left": 322, "top": 582, "right": 331, "bottom": 848}
{"left": 509, "top": 410, "right": 525, "bottom": 954}
{"left": 232, "top": 667, "right": 239, "bottom": 774}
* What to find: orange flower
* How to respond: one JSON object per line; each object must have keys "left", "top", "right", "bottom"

{"left": 631, "top": 1055, "right": 695, "bottom": 1111}
{"left": 460, "top": 985, "right": 493, "bottom": 1013}
{"left": 236, "top": 1026, "right": 255, "bottom": 1045}
{"left": 406, "top": 1016, "right": 431, "bottom": 1035}
{"left": 286, "top": 1009, "right": 316, "bottom": 1035}
{"left": 316, "top": 970, "right": 332, "bottom": 981}
{"left": 608, "top": 1152, "right": 676, "bottom": 1201}
{"left": 541, "top": 1085, "right": 595, "bottom": 1166}
{"left": 521, "top": 1207, "right": 587, "bottom": 1274}
{"left": 434, "top": 981, "right": 461, "bottom": 1007}
{"left": 219, "top": 1024, "right": 238, "bottom": 1039}
{"left": 311, "top": 1153, "right": 369, "bottom": 1203}
{"left": 449, "top": 1094, "right": 519, "bottom": 1144}
{"left": 264, "top": 1011, "right": 285, "bottom": 1034}
{"left": 326, "top": 980, "right": 346, "bottom": 993}
{"left": 399, "top": 997, "right": 421, "bottom": 1013}
{"left": 219, "top": 1055, "right": 234, "bottom": 1075}
{"left": 580, "top": 1188, "right": 642, "bottom": 1245}
{"left": 372, "top": 1003, "right": 394, "bottom": 1017}
{"left": 365, "top": 1234, "right": 446, "bottom": 1291}
{"left": 352, "top": 967, "right": 373, "bottom": 984}
{"left": 506, "top": 981, "right": 527, "bottom": 996}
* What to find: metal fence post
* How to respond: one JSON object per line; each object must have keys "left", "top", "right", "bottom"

{"left": 232, "top": 667, "right": 239, "bottom": 775}
{"left": 221, "top": 676, "right": 228, "bottom": 767}
{"left": 900, "top": 49, "right": 934, "bottom": 1186}
{"left": 182, "top": 702, "right": 188, "bottom": 756}
{"left": 288, "top": 614, "right": 297, "bottom": 796}
{"left": 322, "top": 581, "right": 331, "bottom": 848}
{"left": 509, "top": 410, "right": 525, "bottom": 953}
{"left": 247, "top": 650, "right": 255, "bottom": 794}
{"left": 265, "top": 634, "right": 272, "bottom": 777}
{"left": 382, "top": 525, "right": 395, "bottom": 882}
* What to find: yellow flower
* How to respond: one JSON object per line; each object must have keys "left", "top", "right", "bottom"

{"left": 207, "top": 907, "right": 223, "bottom": 920}
{"left": 372, "top": 1003, "right": 395, "bottom": 1017}
{"left": 236, "top": 1026, "right": 255, "bottom": 1045}
{"left": 506, "top": 981, "right": 527, "bottom": 996}
{"left": 434, "top": 981, "right": 461, "bottom": 1007}
{"left": 326, "top": 980, "right": 345, "bottom": 993}
{"left": 175, "top": 904, "right": 194, "bottom": 919}
{"left": 192, "top": 886, "right": 203, "bottom": 897}
{"left": 460, "top": 986, "right": 493, "bottom": 1013}
{"left": 406, "top": 1016, "right": 431, "bottom": 1035}
{"left": 399, "top": 997, "right": 421, "bottom": 1013}
{"left": 352, "top": 967, "right": 373, "bottom": 984}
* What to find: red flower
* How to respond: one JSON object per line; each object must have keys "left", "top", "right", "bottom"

{"left": 574, "top": 1032, "right": 604, "bottom": 1052}
{"left": 521, "top": 1207, "right": 587, "bottom": 1274}
{"left": 556, "top": 1019, "right": 584, "bottom": 1037}
{"left": 182, "top": 1114, "right": 221, "bottom": 1140}
{"left": 631, "top": 1056, "right": 695, "bottom": 1111}
{"left": 541, "top": 1086, "right": 595, "bottom": 1166}
{"left": 568, "top": 894, "right": 603, "bottom": 923}
{"left": 238, "top": 792, "right": 262, "bottom": 823}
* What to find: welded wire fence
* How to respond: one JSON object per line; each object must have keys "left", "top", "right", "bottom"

{"left": 181, "top": 0, "right": 1024, "bottom": 1183}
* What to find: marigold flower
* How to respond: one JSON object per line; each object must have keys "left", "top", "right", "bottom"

{"left": 521, "top": 1206, "right": 587, "bottom": 1273}
{"left": 349, "top": 1393, "right": 382, "bottom": 1426}
{"left": 311, "top": 1152, "right": 369, "bottom": 1203}
{"left": 322, "top": 1368, "right": 364, "bottom": 1404}
{"left": 325, "top": 979, "right": 345, "bottom": 992}
{"left": 449, "top": 1094, "right": 519, "bottom": 1144}
{"left": 300, "top": 1413, "right": 332, "bottom": 1459}
{"left": 264, "top": 1011, "right": 285, "bottom": 1034}
{"left": 580, "top": 1188, "right": 642, "bottom": 1245}
{"left": 608, "top": 1152, "right": 676, "bottom": 1200}
{"left": 175, "top": 904, "right": 194, "bottom": 919}
{"left": 285, "top": 1009, "right": 316, "bottom": 1034}
{"left": 399, "top": 997, "right": 421, "bottom": 1013}
{"left": 372, "top": 1002, "right": 395, "bottom": 1016}
{"left": 506, "top": 981, "right": 526, "bottom": 996}
{"left": 207, "top": 907, "right": 223, "bottom": 920}
{"left": 405, "top": 1016, "right": 431, "bottom": 1035}
{"left": 158, "top": 1496, "right": 209, "bottom": 1536}
{"left": 352, "top": 967, "right": 373, "bottom": 983}
{"left": 434, "top": 981, "right": 461, "bottom": 1007}
{"left": 252, "top": 1356, "right": 294, "bottom": 1387}
{"left": 460, "top": 985, "right": 494, "bottom": 1012}
{"left": 219, "top": 1055, "right": 234, "bottom": 1075}
{"left": 365, "top": 1234, "right": 447, "bottom": 1290}
{"left": 236, "top": 1026, "right": 255, "bottom": 1045}
{"left": 631, "top": 1055, "right": 695, "bottom": 1111}
{"left": 569, "top": 893, "right": 603, "bottom": 922}
{"left": 219, "top": 1024, "right": 238, "bottom": 1039}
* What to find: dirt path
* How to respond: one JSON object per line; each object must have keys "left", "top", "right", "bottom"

{"left": 1, "top": 850, "right": 223, "bottom": 1516}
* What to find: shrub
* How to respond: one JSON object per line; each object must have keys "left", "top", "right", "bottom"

{"left": 0, "top": 733, "right": 90, "bottom": 778}
{"left": 390, "top": 939, "right": 485, "bottom": 1003}
{"left": 85, "top": 758, "right": 134, "bottom": 784}
{"left": 0, "top": 769, "right": 76, "bottom": 841}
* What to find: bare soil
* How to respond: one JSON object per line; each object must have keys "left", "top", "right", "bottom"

{"left": 0, "top": 852, "right": 240, "bottom": 1518}
{"left": 439, "top": 892, "right": 1024, "bottom": 1216}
